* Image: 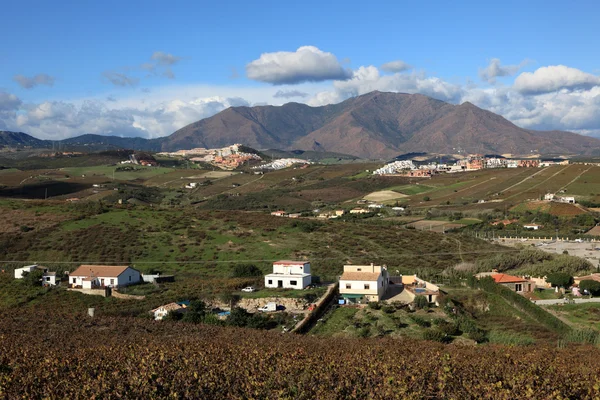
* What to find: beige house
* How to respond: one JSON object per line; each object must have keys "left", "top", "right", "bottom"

{"left": 349, "top": 208, "right": 369, "bottom": 214}
{"left": 339, "top": 264, "right": 389, "bottom": 303}
{"left": 401, "top": 275, "right": 441, "bottom": 305}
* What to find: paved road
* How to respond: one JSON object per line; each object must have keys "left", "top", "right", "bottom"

{"left": 535, "top": 298, "right": 600, "bottom": 305}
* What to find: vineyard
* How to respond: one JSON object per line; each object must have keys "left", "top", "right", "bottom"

{"left": 1, "top": 311, "right": 600, "bottom": 399}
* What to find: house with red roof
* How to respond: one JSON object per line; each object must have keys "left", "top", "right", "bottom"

{"left": 68, "top": 265, "right": 141, "bottom": 289}
{"left": 476, "top": 271, "right": 534, "bottom": 293}
{"left": 264, "top": 260, "right": 311, "bottom": 289}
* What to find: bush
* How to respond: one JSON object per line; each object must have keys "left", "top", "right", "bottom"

{"left": 423, "top": 196, "right": 431, "bottom": 202}
{"left": 381, "top": 305, "right": 396, "bottom": 314}
{"left": 231, "top": 264, "right": 262, "bottom": 278}
{"left": 423, "top": 329, "right": 451, "bottom": 343}
{"left": 410, "top": 315, "right": 431, "bottom": 328}
{"left": 368, "top": 302, "right": 382, "bottom": 310}
{"left": 468, "top": 329, "right": 488, "bottom": 343}
{"left": 438, "top": 321, "right": 461, "bottom": 336}
{"left": 579, "top": 280, "right": 600, "bottom": 296}
{"left": 413, "top": 295, "right": 428, "bottom": 309}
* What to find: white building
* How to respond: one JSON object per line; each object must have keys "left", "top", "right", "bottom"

{"left": 69, "top": 265, "right": 141, "bottom": 289}
{"left": 151, "top": 302, "right": 187, "bottom": 321}
{"left": 506, "top": 160, "right": 519, "bottom": 168}
{"left": 339, "top": 264, "right": 389, "bottom": 303}
{"left": 264, "top": 260, "right": 311, "bottom": 290}
{"left": 523, "top": 224, "right": 542, "bottom": 230}
{"left": 14, "top": 265, "right": 58, "bottom": 286}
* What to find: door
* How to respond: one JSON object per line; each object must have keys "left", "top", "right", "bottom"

{"left": 278, "top": 280, "right": 283, "bottom": 288}
{"left": 101, "top": 279, "right": 105, "bottom": 287}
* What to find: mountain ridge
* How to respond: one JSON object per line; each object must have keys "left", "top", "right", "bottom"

{"left": 2, "top": 91, "right": 600, "bottom": 158}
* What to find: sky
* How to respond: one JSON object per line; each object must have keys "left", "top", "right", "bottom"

{"left": 1, "top": 0, "right": 600, "bottom": 140}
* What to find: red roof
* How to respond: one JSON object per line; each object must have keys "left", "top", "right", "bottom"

{"left": 492, "top": 273, "right": 527, "bottom": 284}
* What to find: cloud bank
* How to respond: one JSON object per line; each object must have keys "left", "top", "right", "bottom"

{"left": 246, "top": 46, "right": 351, "bottom": 84}
{"left": 3, "top": 46, "right": 600, "bottom": 141}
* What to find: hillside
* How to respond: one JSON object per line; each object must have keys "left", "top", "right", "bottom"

{"left": 3, "top": 91, "right": 600, "bottom": 158}
{"left": 167, "top": 91, "right": 600, "bottom": 158}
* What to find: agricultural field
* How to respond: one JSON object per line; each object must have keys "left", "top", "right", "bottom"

{"left": 2, "top": 311, "right": 600, "bottom": 399}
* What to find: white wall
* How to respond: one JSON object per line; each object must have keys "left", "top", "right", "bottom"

{"left": 340, "top": 276, "right": 386, "bottom": 301}
{"left": 265, "top": 274, "right": 311, "bottom": 289}
{"left": 14, "top": 265, "right": 38, "bottom": 279}
{"left": 70, "top": 267, "right": 141, "bottom": 288}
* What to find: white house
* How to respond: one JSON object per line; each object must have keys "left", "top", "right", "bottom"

{"left": 544, "top": 193, "right": 555, "bottom": 201}
{"left": 151, "top": 302, "right": 187, "bottom": 321}
{"left": 523, "top": 224, "right": 542, "bottom": 230}
{"left": 264, "top": 260, "right": 311, "bottom": 290}
{"left": 14, "top": 265, "right": 58, "bottom": 286}
{"left": 339, "top": 264, "right": 389, "bottom": 303}
{"left": 69, "top": 265, "right": 141, "bottom": 289}
{"left": 14, "top": 265, "right": 47, "bottom": 279}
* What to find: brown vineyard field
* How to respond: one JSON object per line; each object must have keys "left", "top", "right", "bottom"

{"left": 1, "top": 311, "right": 600, "bottom": 399}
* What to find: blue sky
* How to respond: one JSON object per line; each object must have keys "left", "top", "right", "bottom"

{"left": 1, "top": 0, "right": 600, "bottom": 139}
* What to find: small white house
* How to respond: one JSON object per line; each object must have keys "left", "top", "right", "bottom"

{"left": 264, "top": 260, "right": 311, "bottom": 289}
{"left": 523, "top": 224, "right": 542, "bottom": 230}
{"left": 151, "top": 302, "right": 187, "bottom": 321}
{"left": 339, "top": 264, "right": 389, "bottom": 303}
{"left": 14, "top": 265, "right": 58, "bottom": 286}
{"left": 14, "top": 265, "right": 46, "bottom": 279}
{"left": 69, "top": 265, "right": 141, "bottom": 289}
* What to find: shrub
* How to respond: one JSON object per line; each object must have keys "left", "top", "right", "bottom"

{"left": 410, "top": 315, "right": 431, "bottom": 328}
{"left": 423, "top": 196, "right": 431, "bottom": 202}
{"left": 423, "top": 329, "right": 451, "bottom": 343}
{"left": 381, "top": 305, "right": 396, "bottom": 314}
{"left": 579, "top": 280, "right": 600, "bottom": 296}
{"left": 368, "top": 301, "right": 382, "bottom": 310}
{"left": 438, "top": 321, "right": 461, "bottom": 336}
{"left": 231, "top": 264, "right": 262, "bottom": 278}
{"left": 468, "top": 329, "right": 488, "bottom": 343}
{"left": 413, "top": 295, "right": 428, "bottom": 309}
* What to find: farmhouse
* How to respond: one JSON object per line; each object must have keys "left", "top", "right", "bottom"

{"left": 339, "top": 264, "right": 389, "bottom": 303}
{"left": 264, "top": 260, "right": 311, "bottom": 290}
{"left": 270, "top": 210, "right": 287, "bottom": 217}
{"left": 69, "top": 265, "right": 141, "bottom": 289}
{"left": 350, "top": 208, "right": 370, "bottom": 214}
{"left": 476, "top": 272, "right": 534, "bottom": 293}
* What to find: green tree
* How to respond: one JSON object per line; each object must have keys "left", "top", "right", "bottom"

{"left": 579, "top": 280, "right": 600, "bottom": 296}
{"left": 546, "top": 272, "right": 574, "bottom": 288}
{"left": 22, "top": 270, "right": 45, "bottom": 286}
{"left": 227, "top": 307, "right": 252, "bottom": 327}
{"left": 220, "top": 292, "right": 241, "bottom": 309}
{"left": 231, "top": 264, "right": 263, "bottom": 278}
{"left": 182, "top": 300, "right": 206, "bottom": 323}
{"left": 413, "top": 295, "right": 429, "bottom": 309}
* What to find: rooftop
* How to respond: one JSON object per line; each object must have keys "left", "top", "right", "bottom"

{"left": 340, "top": 272, "right": 381, "bottom": 281}
{"left": 491, "top": 273, "right": 527, "bottom": 284}
{"left": 273, "top": 260, "right": 309, "bottom": 265}
{"left": 70, "top": 265, "right": 131, "bottom": 278}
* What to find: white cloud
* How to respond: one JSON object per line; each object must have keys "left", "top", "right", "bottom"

{"left": 381, "top": 60, "right": 412, "bottom": 73}
{"left": 273, "top": 90, "right": 309, "bottom": 99}
{"left": 13, "top": 73, "right": 55, "bottom": 89}
{"left": 102, "top": 71, "right": 139, "bottom": 87}
{"left": 479, "top": 58, "right": 525, "bottom": 83}
{"left": 246, "top": 46, "right": 351, "bottom": 84}
{"left": 514, "top": 65, "right": 600, "bottom": 94}
{"left": 309, "top": 66, "right": 464, "bottom": 105}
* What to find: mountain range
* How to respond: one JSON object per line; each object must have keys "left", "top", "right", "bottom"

{"left": 2, "top": 91, "right": 600, "bottom": 158}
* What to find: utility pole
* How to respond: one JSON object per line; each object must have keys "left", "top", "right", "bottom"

{"left": 44, "top": 188, "right": 48, "bottom": 200}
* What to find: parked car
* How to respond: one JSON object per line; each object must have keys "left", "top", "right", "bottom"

{"left": 241, "top": 286, "right": 256, "bottom": 293}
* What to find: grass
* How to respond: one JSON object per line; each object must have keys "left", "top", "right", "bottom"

{"left": 547, "top": 303, "right": 600, "bottom": 330}
{"left": 310, "top": 306, "right": 359, "bottom": 336}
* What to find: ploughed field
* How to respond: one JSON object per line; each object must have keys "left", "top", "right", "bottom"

{"left": 0, "top": 311, "right": 599, "bottom": 399}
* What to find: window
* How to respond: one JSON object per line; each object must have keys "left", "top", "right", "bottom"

{"left": 357, "top": 268, "right": 362, "bottom": 271}
{"left": 290, "top": 280, "right": 297, "bottom": 286}
{"left": 110, "top": 279, "right": 114, "bottom": 285}
{"left": 346, "top": 284, "right": 351, "bottom": 289}
{"left": 129, "top": 276, "right": 132, "bottom": 281}
{"left": 515, "top": 284, "right": 522, "bottom": 292}
{"left": 72, "top": 278, "right": 76, "bottom": 284}
{"left": 268, "top": 280, "right": 273, "bottom": 285}
{"left": 364, "top": 284, "right": 370, "bottom": 290}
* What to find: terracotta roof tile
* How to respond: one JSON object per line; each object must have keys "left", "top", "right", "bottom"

{"left": 492, "top": 273, "right": 527, "bottom": 283}
{"left": 340, "top": 272, "right": 381, "bottom": 281}
{"left": 70, "top": 265, "right": 131, "bottom": 278}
